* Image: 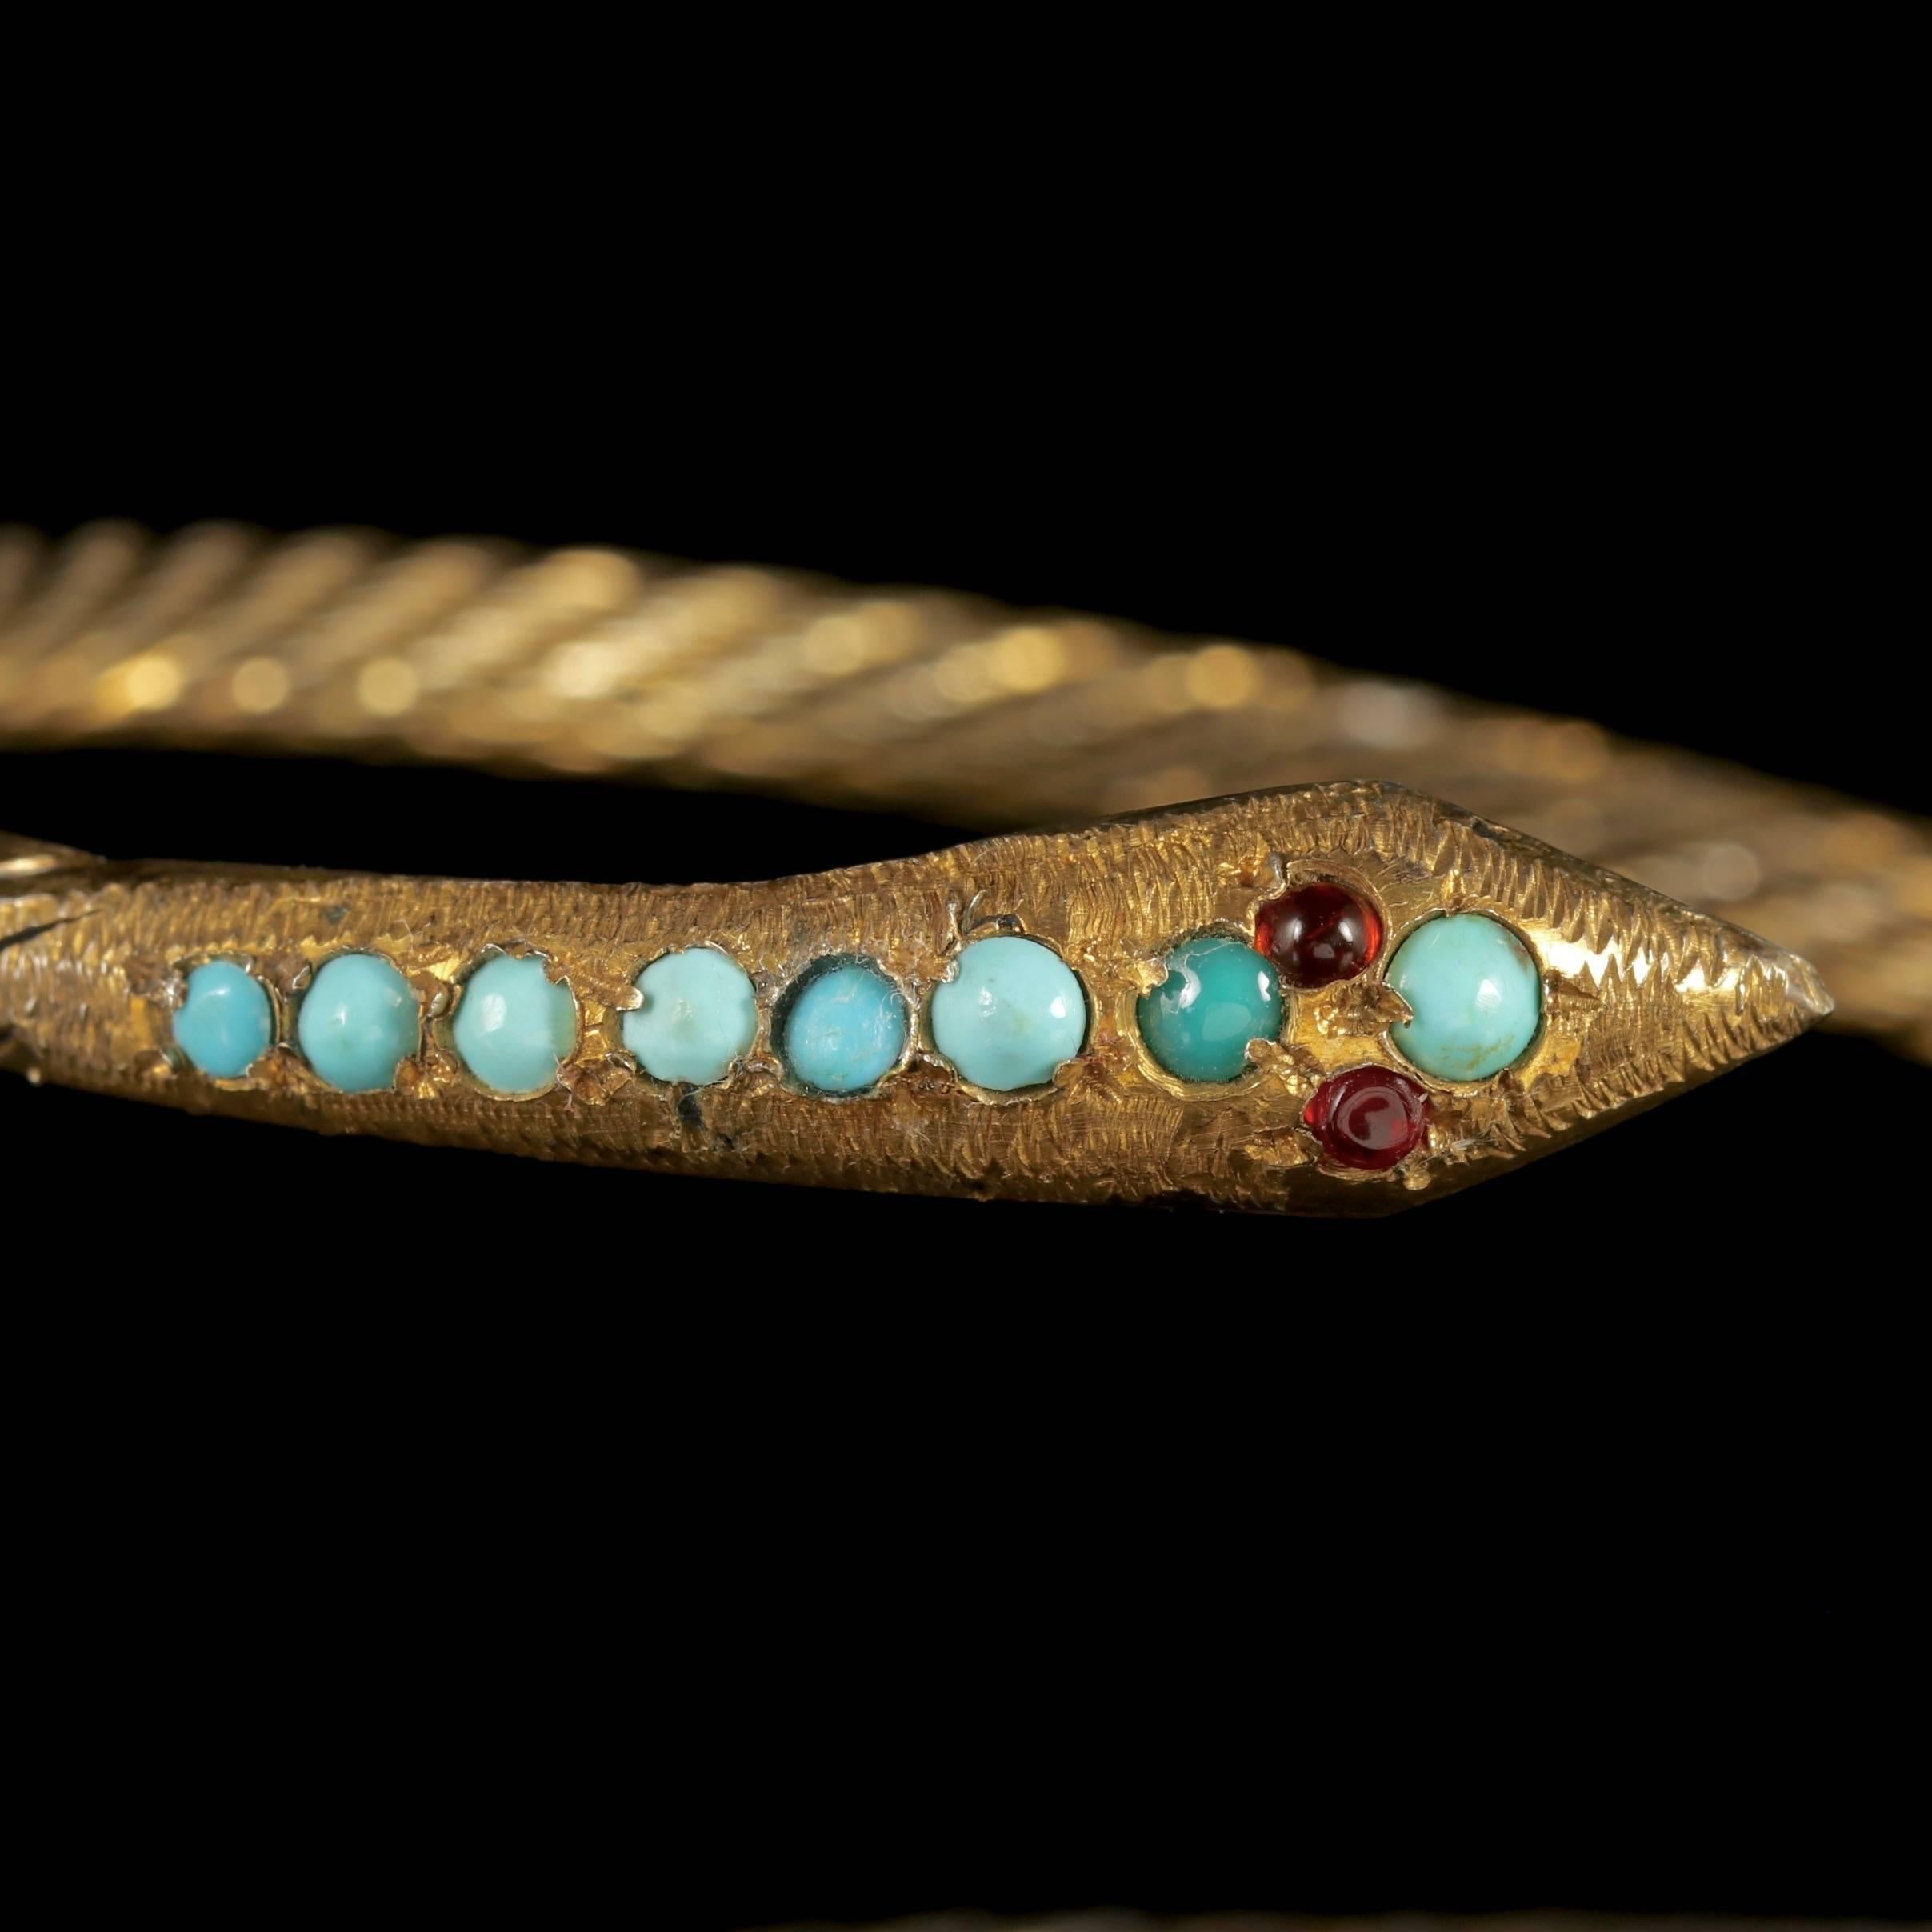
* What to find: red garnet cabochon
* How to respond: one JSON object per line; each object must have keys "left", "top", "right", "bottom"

{"left": 1302, "top": 1066, "right": 1430, "bottom": 1170}
{"left": 1255, "top": 882, "right": 1382, "bottom": 990}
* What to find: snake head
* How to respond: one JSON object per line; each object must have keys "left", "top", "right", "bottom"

{"left": 1072, "top": 780, "right": 1832, "bottom": 1212}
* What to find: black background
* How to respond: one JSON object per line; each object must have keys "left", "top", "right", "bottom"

{"left": 5, "top": 94, "right": 1924, "bottom": 1926}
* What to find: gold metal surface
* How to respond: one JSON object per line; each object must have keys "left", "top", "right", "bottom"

{"left": 0, "top": 784, "right": 1827, "bottom": 1214}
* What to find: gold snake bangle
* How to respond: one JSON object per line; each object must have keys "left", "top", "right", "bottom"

{"left": 4, "top": 521, "right": 1918, "bottom": 1213}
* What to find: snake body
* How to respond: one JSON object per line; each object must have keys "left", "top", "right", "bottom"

{"left": 0, "top": 780, "right": 1828, "bottom": 1214}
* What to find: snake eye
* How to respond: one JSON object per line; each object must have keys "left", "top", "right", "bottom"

{"left": 1255, "top": 881, "right": 1383, "bottom": 990}
{"left": 1302, "top": 1067, "right": 1432, "bottom": 1171}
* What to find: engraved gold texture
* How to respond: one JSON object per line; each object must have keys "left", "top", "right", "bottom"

{"left": 0, "top": 784, "right": 1828, "bottom": 1214}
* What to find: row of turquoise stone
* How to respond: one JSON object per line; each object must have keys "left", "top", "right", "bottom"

{"left": 167, "top": 937, "right": 1086, "bottom": 1098}
{"left": 168, "top": 914, "right": 1543, "bottom": 1098}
